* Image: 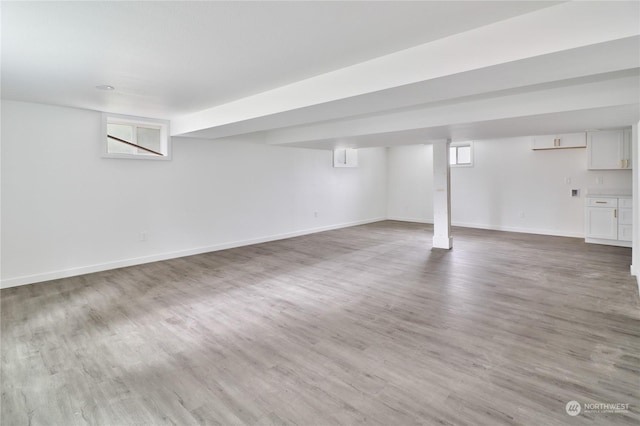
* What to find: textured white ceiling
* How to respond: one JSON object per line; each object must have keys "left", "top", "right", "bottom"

{"left": 1, "top": 1, "right": 559, "bottom": 119}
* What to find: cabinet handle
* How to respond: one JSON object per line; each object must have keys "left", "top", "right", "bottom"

{"left": 595, "top": 201, "right": 607, "bottom": 204}
{"left": 614, "top": 209, "right": 617, "bottom": 218}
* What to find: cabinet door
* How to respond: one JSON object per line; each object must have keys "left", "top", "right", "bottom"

{"left": 531, "top": 135, "right": 556, "bottom": 150}
{"left": 619, "top": 198, "right": 633, "bottom": 209}
{"left": 622, "top": 128, "right": 632, "bottom": 169}
{"left": 532, "top": 133, "right": 585, "bottom": 150}
{"left": 586, "top": 207, "right": 618, "bottom": 240}
{"left": 619, "top": 208, "right": 633, "bottom": 226}
{"left": 557, "top": 133, "right": 586, "bottom": 148}
{"left": 619, "top": 225, "right": 633, "bottom": 242}
{"left": 588, "top": 130, "right": 623, "bottom": 170}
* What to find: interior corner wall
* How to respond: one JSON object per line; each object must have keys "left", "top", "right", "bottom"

{"left": 1, "top": 100, "right": 387, "bottom": 288}
{"left": 632, "top": 122, "right": 639, "bottom": 292}
{"left": 387, "top": 136, "right": 632, "bottom": 238}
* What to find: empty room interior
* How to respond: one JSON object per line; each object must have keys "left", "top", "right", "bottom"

{"left": 2, "top": 1, "right": 640, "bottom": 425}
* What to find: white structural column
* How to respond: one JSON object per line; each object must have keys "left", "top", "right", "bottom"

{"left": 632, "top": 122, "right": 639, "bottom": 294}
{"left": 432, "top": 140, "right": 453, "bottom": 249}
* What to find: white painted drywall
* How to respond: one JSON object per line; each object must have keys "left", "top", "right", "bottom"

{"left": 387, "top": 136, "right": 632, "bottom": 238}
{"left": 632, "top": 122, "right": 639, "bottom": 291}
{"left": 386, "top": 144, "right": 434, "bottom": 223}
{"left": 1, "top": 100, "right": 387, "bottom": 288}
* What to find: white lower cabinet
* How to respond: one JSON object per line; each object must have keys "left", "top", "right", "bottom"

{"left": 585, "top": 196, "right": 632, "bottom": 247}
{"left": 618, "top": 198, "right": 633, "bottom": 242}
{"left": 618, "top": 225, "right": 633, "bottom": 242}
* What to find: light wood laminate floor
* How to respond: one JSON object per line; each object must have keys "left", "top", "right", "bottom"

{"left": 2, "top": 221, "right": 639, "bottom": 425}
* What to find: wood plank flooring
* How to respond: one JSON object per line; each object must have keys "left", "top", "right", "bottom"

{"left": 2, "top": 221, "right": 639, "bottom": 425}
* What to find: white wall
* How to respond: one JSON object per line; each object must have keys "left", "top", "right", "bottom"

{"left": 1, "top": 100, "right": 387, "bottom": 288}
{"left": 387, "top": 136, "right": 632, "bottom": 238}
{"left": 632, "top": 122, "right": 639, "bottom": 291}
{"left": 3, "top": 100, "right": 635, "bottom": 289}
{"left": 386, "top": 144, "right": 434, "bottom": 223}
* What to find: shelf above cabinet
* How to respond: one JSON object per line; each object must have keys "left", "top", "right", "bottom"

{"left": 531, "top": 133, "right": 586, "bottom": 150}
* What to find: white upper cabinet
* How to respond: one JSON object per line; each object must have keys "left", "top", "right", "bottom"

{"left": 531, "top": 133, "right": 586, "bottom": 150}
{"left": 622, "top": 128, "right": 632, "bottom": 169}
{"left": 587, "top": 128, "right": 632, "bottom": 170}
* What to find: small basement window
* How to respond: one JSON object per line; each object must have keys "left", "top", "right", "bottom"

{"left": 102, "top": 113, "right": 171, "bottom": 160}
{"left": 450, "top": 142, "right": 473, "bottom": 167}
{"left": 333, "top": 148, "right": 358, "bottom": 168}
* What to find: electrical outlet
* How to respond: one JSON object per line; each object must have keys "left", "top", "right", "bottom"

{"left": 564, "top": 177, "right": 571, "bottom": 184}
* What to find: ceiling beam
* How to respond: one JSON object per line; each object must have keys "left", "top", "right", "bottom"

{"left": 171, "top": 1, "right": 640, "bottom": 139}
{"left": 263, "top": 71, "right": 639, "bottom": 146}
{"left": 280, "top": 105, "right": 640, "bottom": 150}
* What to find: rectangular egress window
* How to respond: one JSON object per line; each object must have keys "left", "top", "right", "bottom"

{"left": 102, "top": 113, "right": 171, "bottom": 160}
{"left": 449, "top": 142, "right": 473, "bottom": 167}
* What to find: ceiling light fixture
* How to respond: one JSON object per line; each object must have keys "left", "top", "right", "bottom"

{"left": 96, "top": 85, "right": 115, "bottom": 91}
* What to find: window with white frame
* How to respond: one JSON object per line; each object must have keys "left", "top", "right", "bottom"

{"left": 333, "top": 148, "right": 358, "bottom": 168}
{"left": 102, "top": 113, "right": 171, "bottom": 160}
{"left": 450, "top": 142, "right": 473, "bottom": 167}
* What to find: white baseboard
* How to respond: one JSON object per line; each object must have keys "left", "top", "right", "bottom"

{"left": 0, "top": 217, "right": 385, "bottom": 289}
{"left": 0, "top": 216, "right": 611, "bottom": 289}
{"left": 387, "top": 217, "right": 583, "bottom": 239}
{"left": 452, "top": 222, "right": 583, "bottom": 239}
{"left": 387, "top": 216, "right": 433, "bottom": 224}
{"left": 585, "top": 237, "right": 632, "bottom": 248}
